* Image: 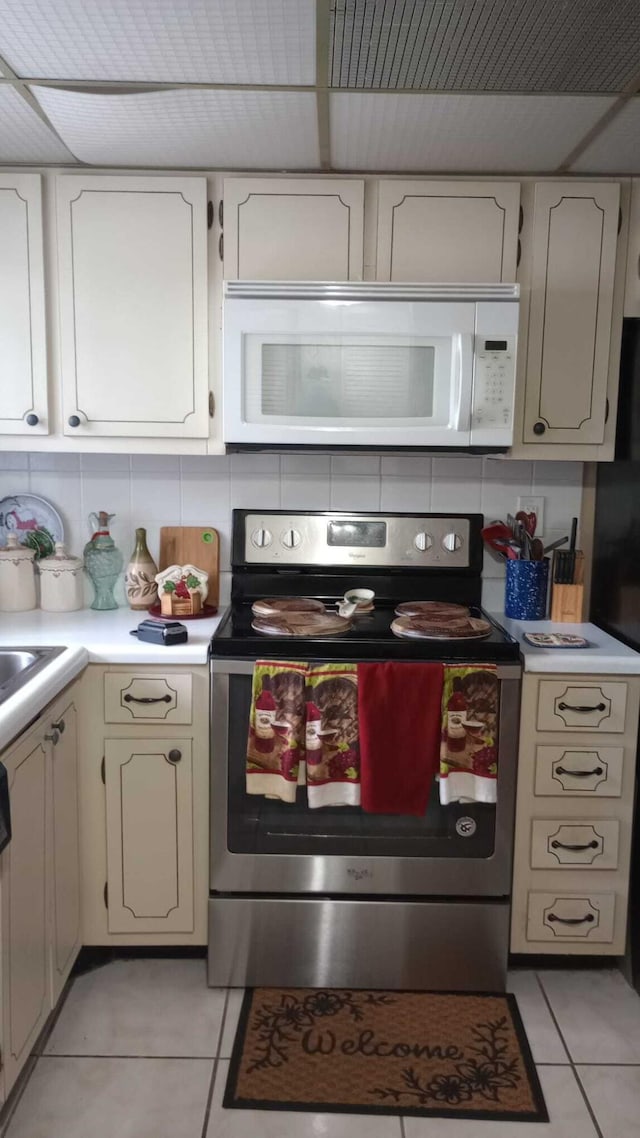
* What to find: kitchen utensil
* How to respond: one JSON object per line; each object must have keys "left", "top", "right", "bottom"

{"left": 481, "top": 523, "right": 521, "bottom": 560}
{"left": 566, "top": 516, "right": 578, "bottom": 582}
{"left": 530, "top": 538, "right": 545, "bottom": 561}
{"left": 339, "top": 588, "right": 375, "bottom": 617}
{"left": 516, "top": 510, "right": 537, "bottom": 537}
{"left": 39, "top": 541, "right": 84, "bottom": 612}
{"left": 0, "top": 494, "right": 64, "bottom": 557}
{"left": 159, "top": 526, "right": 219, "bottom": 608}
{"left": 553, "top": 518, "right": 578, "bottom": 584}
{"left": 542, "top": 535, "right": 568, "bottom": 556}
{"left": 0, "top": 534, "right": 36, "bottom": 611}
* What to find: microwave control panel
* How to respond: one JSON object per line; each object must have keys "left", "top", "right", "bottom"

{"left": 471, "top": 336, "right": 517, "bottom": 435}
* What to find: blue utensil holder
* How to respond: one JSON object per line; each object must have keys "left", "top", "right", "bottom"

{"left": 505, "top": 558, "right": 549, "bottom": 620}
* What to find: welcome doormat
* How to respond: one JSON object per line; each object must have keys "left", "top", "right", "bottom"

{"left": 224, "top": 987, "right": 548, "bottom": 1122}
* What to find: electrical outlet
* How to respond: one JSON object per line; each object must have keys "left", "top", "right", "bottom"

{"left": 517, "top": 496, "right": 545, "bottom": 536}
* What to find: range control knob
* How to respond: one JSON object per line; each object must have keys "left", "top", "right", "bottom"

{"left": 414, "top": 532, "right": 433, "bottom": 553}
{"left": 251, "top": 527, "right": 272, "bottom": 549}
{"left": 442, "top": 532, "right": 463, "bottom": 553}
{"left": 281, "top": 528, "right": 302, "bottom": 549}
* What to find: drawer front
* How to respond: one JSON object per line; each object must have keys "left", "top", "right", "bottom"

{"left": 537, "top": 682, "right": 627, "bottom": 733}
{"left": 530, "top": 819, "right": 620, "bottom": 869}
{"left": 534, "top": 746, "right": 624, "bottom": 797}
{"left": 526, "top": 891, "right": 615, "bottom": 943}
{"left": 104, "top": 673, "right": 192, "bottom": 724}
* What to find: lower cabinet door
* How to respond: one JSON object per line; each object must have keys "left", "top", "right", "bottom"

{"left": 1, "top": 731, "right": 50, "bottom": 1097}
{"left": 104, "top": 739, "right": 194, "bottom": 934}
{"left": 50, "top": 702, "right": 81, "bottom": 1003}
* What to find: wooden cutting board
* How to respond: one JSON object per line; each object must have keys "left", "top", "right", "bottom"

{"left": 252, "top": 611, "right": 352, "bottom": 637}
{"left": 159, "top": 526, "right": 220, "bottom": 608}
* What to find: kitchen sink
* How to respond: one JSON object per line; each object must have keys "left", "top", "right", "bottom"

{"left": 0, "top": 647, "right": 65, "bottom": 705}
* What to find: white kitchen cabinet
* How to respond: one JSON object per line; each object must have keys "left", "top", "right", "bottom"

{"left": 511, "top": 671, "right": 640, "bottom": 955}
{"left": 79, "top": 665, "right": 209, "bottom": 946}
{"left": 56, "top": 175, "right": 209, "bottom": 439}
{"left": 104, "top": 738, "right": 194, "bottom": 935}
{"left": 0, "top": 681, "right": 82, "bottom": 1098}
{"left": 375, "top": 180, "right": 520, "bottom": 282}
{"left": 521, "top": 182, "right": 620, "bottom": 447}
{"left": 624, "top": 179, "right": 640, "bottom": 316}
{"left": 1, "top": 723, "right": 49, "bottom": 1097}
{"left": 0, "top": 174, "right": 48, "bottom": 436}
{"left": 49, "top": 699, "right": 81, "bottom": 1005}
{"left": 223, "top": 177, "right": 365, "bottom": 280}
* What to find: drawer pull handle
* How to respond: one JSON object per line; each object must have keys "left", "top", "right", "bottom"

{"left": 123, "top": 694, "right": 172, "bottom": 704}
{"left": 547, "top": 912, "right": 595, "bottom": 925}
{"left": 555, "top": 766, "right": 604, "bottom": 777}
{"left": 557, "top": 702, "right": 606, "bottom": 713}
{"left": 551, "top": 839, "right": 599, "bottom": 852}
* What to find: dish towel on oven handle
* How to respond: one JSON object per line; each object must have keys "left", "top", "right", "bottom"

{"left": 358, "top": 662, "right": 444, "bottom": 816}
{"left": 246, "top": 661, "right": 307, "bottom": 804}
{"left": 246, "top": 661, "right": 361, "bottom": 807}
{"left": 439, "top": 665, "right": 499, "bottom": 805}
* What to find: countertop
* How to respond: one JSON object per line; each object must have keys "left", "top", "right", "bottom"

{"left": 0, "top": 607, "right": 224, "bottom": 751}
{"left": 0, "top": 606, "right": 224, "bottom": 665}
{"left": 493, "top": 615, "right": 640, "bottom": 674}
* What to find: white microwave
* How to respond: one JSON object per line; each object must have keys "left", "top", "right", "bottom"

{"left": 223, "top": 281, "right": 519, "bottom": 451}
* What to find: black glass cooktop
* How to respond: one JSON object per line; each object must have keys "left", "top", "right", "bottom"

{"left": 211, "top": 602, "right": 520, "bottom": 663}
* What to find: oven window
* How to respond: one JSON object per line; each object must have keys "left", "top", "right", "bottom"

{"left": 224, "top": 675, "right": 496, "bottom": 859}
{"left": 260, "top": 343, "right": 435, "bottom": 419}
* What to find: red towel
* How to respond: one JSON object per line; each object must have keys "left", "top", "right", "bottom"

{"left": 358, "top": 662, "right": 444, "bottom": 816}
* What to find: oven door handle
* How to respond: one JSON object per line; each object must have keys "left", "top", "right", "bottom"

{"left": 210, "top": 658, "right": 522, "bottom": 680}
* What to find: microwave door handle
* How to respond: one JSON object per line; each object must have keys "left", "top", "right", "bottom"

{"left": 452, "top": 333, "right": 473, "bottom": 432}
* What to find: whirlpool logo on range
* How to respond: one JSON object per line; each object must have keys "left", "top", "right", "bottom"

{"left": 346, "top": 867, "right": 373, "bottom": 882}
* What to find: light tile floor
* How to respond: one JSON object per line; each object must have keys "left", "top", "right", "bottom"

{"left": 3, "top": 959, "right": 640, "bottom": 1137}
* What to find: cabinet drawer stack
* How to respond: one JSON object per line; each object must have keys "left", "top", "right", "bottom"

{"left": 511, "top": 674, "right": 640, "bottom": 955}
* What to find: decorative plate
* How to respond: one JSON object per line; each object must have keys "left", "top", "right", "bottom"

{"left": 0, "top": 494, "right": 64, "bottom": 559}
{"left": 391, "top": 615, "right": 492, "bottom": 640}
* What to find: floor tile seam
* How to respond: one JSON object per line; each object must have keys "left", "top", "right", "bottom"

{"left": 0, "top": 1053, "right": 39, "bottom": 1137}
{"left": 534, "top": 972, "right": 605, "bottom": 1138}
{"left": 200, "top": 1056, "right": 220, "bottom": 1138}
{"left": 38, "top": 1052, "right": 218, "bottom": 1060}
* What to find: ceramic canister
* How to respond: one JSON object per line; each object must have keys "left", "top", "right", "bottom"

{"left": 0, "top": 533, "right": 36, "bottom": 611}
{"left": 39, "top": 542, "right": 84, "bottom": 612}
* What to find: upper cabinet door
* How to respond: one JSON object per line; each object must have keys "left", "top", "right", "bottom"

{"left": 0, "top": 174, "right": 48, "bottom": 436}
{"left": 523, "top": 182, "right": 620, "bottom": 446}
{"left": 376, "top": 180, "right": 521, "bottom": 282}
{"left": 56, "top": 175, "right": 208, "bottom": 438}
{"left": 223, "top": 178, "right": 364, "bottom": 280}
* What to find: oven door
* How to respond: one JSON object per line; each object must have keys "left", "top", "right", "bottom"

{"left": 210, "top": 660, "right": 520, "bottom": 898}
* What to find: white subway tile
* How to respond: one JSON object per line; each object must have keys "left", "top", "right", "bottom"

{"left": 380, "top": 476, "right": 430, "bottom": 512}
{"left": 230, "top": 470, "right": 281, "bottom": 510}
{"left": 533, "top": 461, "right": 583, "bottom": 487}
{"left": 180, "top": 455, "right": 230, "bottom": 477}
{"left": 481, "top": 577, "right": 507, "bottom": 612}
{"left": 29, "top": 453, "right": 80, "bottom": 472}
{"left": 331, "top": 455, "right": 381, "bottom": 476}
{"left": 0, "top": 452, "right": 29, "bottom": 470}
{"left": 330, "top": 476, "right": 381, "bottom": 511}
{"left": 381, "top": 455, "right": 432, "bottom": 478}
{"left": 230, "top": 453, "right": 280, "bottom": 476}
{"left": 431, "top": 455, "right": 483, "bottom": 513}
{"left": 0, "top": 471, "right": 29, "bottom": 498}
{"left": 28, "top": 471, "right": 83, "bottom": 556}
{"left": 80, "top": 453, "right": 131, "bottom": 473}
{"left": 281, "top": 473, "right": 331, "bottom": 510}
{"left": 131, "top": 454, "right": 180, "bottom": 476}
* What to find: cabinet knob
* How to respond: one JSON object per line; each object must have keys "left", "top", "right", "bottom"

{"left": 167, "top": 749, "right": 182, "bottom": 763}
{"left": 25, "top": 413, "right": 39, "bottom": 426}
{"left": 45, "top": 730, "right": 60, "bottom": 746}
{"left": 68, "top": 414, "right": 81, "bottom": 428}
{"left": 51, "top": 718, "right": 65, "bottom": 734}
{"left": 533, "top": 421, "right": 546, "bottom": 435}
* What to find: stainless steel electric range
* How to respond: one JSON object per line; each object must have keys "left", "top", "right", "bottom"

{"left": 208, "top": 510, "right": 521, "bottom": 991}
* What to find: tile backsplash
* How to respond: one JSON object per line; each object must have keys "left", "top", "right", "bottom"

{"left": 0, "top": 452, "right": 583, "bottom": 612}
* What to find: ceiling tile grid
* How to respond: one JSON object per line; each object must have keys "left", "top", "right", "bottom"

{"left": 0, "top": 0, "right": 316, "bottom": 83}
{"left": 0, "top": 85, "right": 76, "bottom": 162}
{"left": 31, "top": 86, "right": 320, "bottom": 168}
{"left": 330, "top": 91, "right": 615, "bottom": 172}
{"left": 329, "top": 0, "right": 640, "bottom": 93}
{"left": 570, "top": 98, "right": 640, "bottom": 173}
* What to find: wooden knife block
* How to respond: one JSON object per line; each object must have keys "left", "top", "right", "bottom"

{"left": 550, "top": 551, "right": 584, "bottom": 623}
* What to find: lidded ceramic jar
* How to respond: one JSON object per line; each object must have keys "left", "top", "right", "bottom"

{"left": 0, "top": 533, "right": 36, "bottom": 611}
{"left": 39, "top": 542, "right": 84, "bottom": 612}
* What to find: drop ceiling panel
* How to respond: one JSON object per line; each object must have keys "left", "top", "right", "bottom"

{"left": 0, "top": 86, "right": 75, "bottom": 162}
{"left": 570, "top": 99, "right": 640, "bottom": 173}
{"left": 330, "top": 92, "right": 614, "bottom": 172}
{"left": 0, "top": 0, "right": 315, "bottom": 83}
{"left": 31, "top": 87, "right": 319, "bottom": 168}
{"left": 330, "top": 0, "right": 640, "bottom": 92}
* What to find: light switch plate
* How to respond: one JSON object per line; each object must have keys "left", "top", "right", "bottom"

{"left": 517, "top": 495, "right": 545, "bottom": 536}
